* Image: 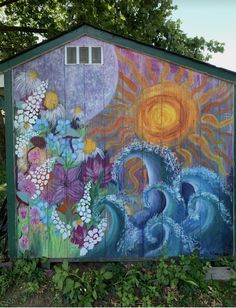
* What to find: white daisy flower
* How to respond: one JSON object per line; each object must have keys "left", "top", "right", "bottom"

{"left": 69, "top": 106, "right": 85, "bottom": 122}
{"left": 78, "top": 138, "right": 104, "bottom": 162}
{"left": 15, "top": 70, "right": 42, "bottom": 97}
{"left": 41, "top": 90, "right": 65, "bottom": 126}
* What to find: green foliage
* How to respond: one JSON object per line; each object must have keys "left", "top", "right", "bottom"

{"left": 53, "top": 260, "right": 115, "bottom": 306}
{"left": 0, "top": 255, "right": 236, "bottom": 306}
{"left": 0, "top": 160, "right": 6, "bottom": 205}
{"left": 0, "top": 0, "right": 224, "bottom": 62}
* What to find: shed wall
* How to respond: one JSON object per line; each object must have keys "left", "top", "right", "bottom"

{"left": 12, "top": 36, "right": 234, "bottom": 259}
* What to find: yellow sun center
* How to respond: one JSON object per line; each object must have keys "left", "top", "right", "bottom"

{"left": 135, "top": 83, "right": 198, "bottom": 146}
{"left": 44, "top": 91, "right": 59, "bottom": 110}
{"left": 84, "top": 139, "right": 96, "bottom": 154}
{"left": 27, "top": 70, "right": 38, "bottom": 81}
{"left": 74, "top": 106, "right": 82, "bottom": 114}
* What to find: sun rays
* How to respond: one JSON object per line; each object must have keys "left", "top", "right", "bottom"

{"left": 88, "top": 47, "right": 233, "bottom": 182}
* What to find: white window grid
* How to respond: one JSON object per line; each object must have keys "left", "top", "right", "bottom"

{"left": 65, "top": 46, "right": 103, "bottom": 65}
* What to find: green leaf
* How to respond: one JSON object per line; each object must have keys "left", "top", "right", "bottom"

{"left": 103, "top": 271, "right": 113, "bottom": 280}
{"left": 62, "top": 260, "right": 69, "bottom": 272}
{"left": 16, "top": 191, "right": 29, "bottom": 204}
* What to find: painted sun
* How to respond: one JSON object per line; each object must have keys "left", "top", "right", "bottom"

{"left": 88, "top": 47, "right": 233, "bottom": 184}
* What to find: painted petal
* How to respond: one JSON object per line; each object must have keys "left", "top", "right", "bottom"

{"left": 67, "top": 180, "right": 84, "bottom": 203}
{"left": 67, "top": 166, "right": 80, "bottom": 183}
{"left": 80, "top": 247, "right": 88, "bottom": 256}
{"left": 52, "top": 186, "right": 65, "bottom": 204}
{"left": 52, "top": 164, "right": 65, "bottom": 182}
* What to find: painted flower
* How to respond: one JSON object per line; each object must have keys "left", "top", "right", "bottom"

{"left": 33, "top": 118, "right": 49, "bottom": 132}
{"left": 22, "top": 224, "right": 29, "bottom": 234}
{"left": 71, "top": 223, "right": 87, "bottom": 247}
{"left": 50, "top": 164, "right": 84, "bottom": 205}
{"left": 19, "top": 236, "right": 29, "bottom": 250}
{"left": 18, "top": 174, "right": 37, "bottom": 197}
{"left": 30, "top": 207, "right": 40, "bottom": 225}
{"left": 69, "top": 106, "right": 85, "bottom": 128}
{"left": 19, "top": 206, "right": 28, "bottom": 219}
{"left": 78, "top": 138, "right": 104, "bottom": 161}
{"left": 15, "top": 70, "right": 41, "bottom": 97}
{"left": 56, "top": 119, "right": 71, "bottom": 135}
{"left": 81, "top": 154, "right": 112, "bottom": 187}
{"left": 41, "top": 91, "right": 65, "bottom": 126}
{"left": 28, "top": 147, "right": 47, "bottom": 167}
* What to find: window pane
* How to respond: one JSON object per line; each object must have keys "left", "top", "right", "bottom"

{"left": 79, "top": 47, "right": 89, "bottom": 64}
{"left": 92, "top": 47, "right": 102, "bottom": 64}
{"left": 66, "top": 47, "right": 77, "bottom": 64}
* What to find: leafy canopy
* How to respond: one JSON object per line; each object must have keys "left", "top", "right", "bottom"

{"left": 0, "top": 0, "right": 224, "bottom": 62}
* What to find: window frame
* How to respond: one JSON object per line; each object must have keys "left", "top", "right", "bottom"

{"left": 65, "top": 46, "right": 103, "bottom": 65}
{"left": 65, "top": 45, "right": 78, "bottom": 65}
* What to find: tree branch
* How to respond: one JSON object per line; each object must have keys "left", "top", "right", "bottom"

{"left": 0, "top": 0, "right": 22, "bottom": 8}
{"left": 0, "top": 25, "right": 57, "bottom": 33}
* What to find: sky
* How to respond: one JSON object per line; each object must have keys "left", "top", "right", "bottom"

{"left": 172, "top": 0, "right": 236, "bottom": 72}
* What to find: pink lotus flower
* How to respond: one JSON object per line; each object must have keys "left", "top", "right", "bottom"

{"left": 30, "top": 207, "right": 40, "bottom": 225}
{"left": 22, "top": 224, "right": 29, "bottom": 234}
{"left": 19, "top": 236, "right": 29, "bottom": 250}
{"left": 19, "top": 206, "right": 28, "bottom": 219}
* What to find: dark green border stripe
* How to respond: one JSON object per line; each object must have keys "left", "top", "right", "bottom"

{"left": 233, "top": 83, "right": 236, "bottom": 256}
{"left": 0, "top": 96, "right": 4, "bottom": 110}
{"left": 5, "top": 69, "right": 17, "bottom": 258}
{"left": 0, "top": 24, "right": 236, "bottom": 82}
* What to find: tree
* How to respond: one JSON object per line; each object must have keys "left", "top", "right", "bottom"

{"left": 0, "top": 0, "right": 224, "bottom": 62}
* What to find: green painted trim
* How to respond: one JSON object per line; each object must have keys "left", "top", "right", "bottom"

{"left": 5, "top": 70, "right": 17, "bottom": 258}
{"left": 0, "top": 96, "right": 4, "bottom": 110}
{"left": 234, "top": 84, "right": 236, "bottom": 257}
{"left": 0, "top": 24, "right": 236, "bottom": 82}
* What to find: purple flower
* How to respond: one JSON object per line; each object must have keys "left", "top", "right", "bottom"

{"left": 18, "top": 173, "right": 37, "bottom": 197}
{"left": 22, "top": 224, "right": 29, "bottom": 234}
{"left": 19, "top": 206, "right": 28, "bottom": 219}
{"left": 71, "top": 224, "right": 87, "bottom": 247}
{"left": 81, "top": 154, "right": 112, "bottom": 187}
{"left": 19, "top": 236, "right": 29, "bottom": 250}
{"left": 30, "top": 207, "right": 40, "bottom": 225}
{"left": 50, "top": 164, "right": 84, "bottom": 205}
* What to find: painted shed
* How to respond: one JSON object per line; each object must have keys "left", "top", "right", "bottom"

{"left": 0, "top": 24, "right": 235, "bottom": 260}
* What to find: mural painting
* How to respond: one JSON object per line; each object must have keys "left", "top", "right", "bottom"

{"left": 13, "top": 36, "right": 233, "bottom": 259}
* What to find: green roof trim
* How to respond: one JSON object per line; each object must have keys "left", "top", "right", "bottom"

{"left": 0, "top": 23, "right": 236, "bottom": 82}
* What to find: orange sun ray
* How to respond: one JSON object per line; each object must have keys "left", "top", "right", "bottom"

{"left": 215, "top": 105, "right": 233, "bottom": 116}
{"left": 202, "top": 92, "right": 233, "bottom": 113}
{"left": 88, "top": 115, "right": 132, "bottom": 138}
{"left": 201, "top": 125, "right": 226, "bottom": 149}
{"left": 183, "top": 70, "right": 194, "bottom": 88}
{"left": 116, "top": 50, "right": 149, "bottom": 88}
{"left": 159, "top": 61, "right": 170, "bottom": 83}
{"left": 175, "top": 67, "right": 185, "bottom": 84}
{"left": 214, "top": 146, "right": 232, "bottom": 166}
{"left": 117, "top": 83, "right": 136, "bottom": 103}
{"left": 119, "top": 71, "right": 138, "bottom": 93}
{"left": 188, "top": 134, "right": 227, "bottom": 176}
{"left": 201, "top": 114, "right": 233, "bottom": 129}
{"left": 176, "top": 147, "right": 192, "bottom": 168}
{"left": 191, "top": 75, "right": 208, "bottom": 97}
{"left": 106, "top": 129, "right": 132, "bottom": 150}
{"left": 146, "top": 59, "right": 157, "bottom": 84}
{"left": 196, "top": 83, "right": 226, "bottom": 105}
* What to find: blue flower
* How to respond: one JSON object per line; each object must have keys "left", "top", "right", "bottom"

{"left": 56, "top": 119, "right": 71, "bottom": 135}
{"left": 72, "top": 138, "right": 84, "bottom": 152}
{"left": 33, "top": 118, "right": 49, "bottom": 132}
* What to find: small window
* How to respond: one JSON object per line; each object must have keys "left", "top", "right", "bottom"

{"left": 92, "top": 47, "right": 102, "bottom": 64}
{"left": 79, "top": 47, "right": 89, "bottom": 64}
{"left": 66, "top": 47, "right": 77, "bottom": 64}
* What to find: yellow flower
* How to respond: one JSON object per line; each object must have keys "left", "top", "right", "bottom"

{"left": 83, "top": 139, "right": 96, "bottom": 155}
{"left": 27, "top": 70, "right": 38, "bottom": 81}
{"left": 74, "top": 106, "right": 82, "bottom": 114}
{"left": 44, "top": 91, "right": 59, "bottom": 110}
{"left": 77, "top": 218, "right": 83, "bottom": 226}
